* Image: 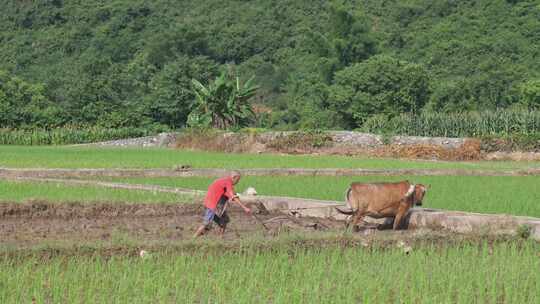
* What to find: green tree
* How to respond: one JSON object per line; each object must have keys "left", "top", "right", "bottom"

{"left": 329, "top": 55, "right": 430, "bottom": 128}
{"left": 329, "top": 1, "right": 377, "bottom": 67}
{"left": 0, "top": 70, "right": 65, "bottom": 128}
{"left": 147, "top": 56, "right": 218, "bottom": 128}
{"left": 1, "top": 0, "right": 539, "bottom": 130}
{"left": 426, "top": 79, "right": 476, "bottom": 112}
{"left": 519, "top": 79, "right": 540, "bottom": 109}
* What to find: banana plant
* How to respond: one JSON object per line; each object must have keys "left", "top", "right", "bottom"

{"left": 188, "top": 69, "right": 258, "bottom": 129}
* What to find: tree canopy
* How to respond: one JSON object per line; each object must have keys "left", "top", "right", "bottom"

{"left": 0, "top": 0, "right": 538, "bottom": 130}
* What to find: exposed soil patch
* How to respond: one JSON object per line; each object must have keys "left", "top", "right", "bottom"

{"left": 0, "top": 201, "right": 343, "bottom": 248}
{"left": 172, "top": 131, "right": 540, "bottom": 161}
{"left": 370, "top": 140, "right": 482, "bottom": 161}
{"left": 2, "top": 201, "right": 535, "bottom": 259}
{"left": 83, "top": 131, "right": 540, "bottom": 161}
{"left": 173, "top": 130, "right": 478, "bottom": 160}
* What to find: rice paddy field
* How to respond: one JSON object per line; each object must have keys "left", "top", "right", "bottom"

{"left": 1, "top": 146, "right": 540, "bottom": 303}
{"left": 1, "top": 145, "right": 539, "bottom": 170}
{"left": 0, "top": 180, "right": 188, "bottom": 204}
{"left": 106, "top": 175, "right": 540, "bottom": 217}
{"left": 1, "top": 242, "right": 539, "bottom": 303}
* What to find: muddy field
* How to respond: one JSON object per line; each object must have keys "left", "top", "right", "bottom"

{"left": 0, "top": 201, "right": 345, "bottom": 248}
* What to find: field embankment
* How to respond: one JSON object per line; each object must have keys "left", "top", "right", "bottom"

{"left": 3, "top": 167, "right": 540, "bottom": 179}
{"left": 85, "top": 129, "right": 540, "bottom": 161}
{"left": 174, "top": 130, "right": 540, "bottom": 161}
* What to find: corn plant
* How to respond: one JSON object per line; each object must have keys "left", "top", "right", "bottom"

{"left": 362, "top": 110, "right": 540, "bottom": 138}
{"left": 0, "top": 127, "right": 153, "bottom": 145}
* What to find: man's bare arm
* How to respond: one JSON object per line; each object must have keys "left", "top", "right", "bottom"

{"left": 231, "top": 196, "right": 251, "bottom": 213}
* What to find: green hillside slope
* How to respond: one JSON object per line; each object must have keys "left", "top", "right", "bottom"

{"left": 1, "top": 0, "right": 539, "bottom": 130}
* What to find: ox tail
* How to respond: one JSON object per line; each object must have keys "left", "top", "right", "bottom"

{"left": 335, "top": 206, "right": 355, "bottom": 215}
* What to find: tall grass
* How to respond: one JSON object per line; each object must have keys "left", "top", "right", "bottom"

{"left": 1, "top": 242, "right": 538, "bottom": 303}
{"left": 0, "top": 127, "right": 155, "bottom": 145}
{"left": 362, "top": 110, "right": 540, "bottom": 138}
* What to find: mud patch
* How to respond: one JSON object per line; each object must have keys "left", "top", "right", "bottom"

{"left": 0, "top": 201, "right": 343, "bottom": 248}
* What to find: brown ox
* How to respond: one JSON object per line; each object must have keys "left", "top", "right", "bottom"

{"left": 336, "top": 181, "right": 427, "bottom": 230}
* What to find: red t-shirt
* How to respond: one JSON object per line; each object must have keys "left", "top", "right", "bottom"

{"left": 204, "top": 176, "right": 236, "bottom": 210}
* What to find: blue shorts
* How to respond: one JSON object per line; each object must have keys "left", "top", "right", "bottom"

{"left": 203, "top": 196, "right": 230, "bottom": 228}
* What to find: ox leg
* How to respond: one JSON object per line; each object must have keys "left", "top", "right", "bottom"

{"left": 351, "top": 210, "right": 367, "bottom": 232}
{"left": 392, "top": 206, "right": 409, "bottom": 230}
{"left": 344, "top": 215, "right": 352, "bottom": 230}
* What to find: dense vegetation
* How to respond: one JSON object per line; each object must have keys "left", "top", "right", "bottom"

{"left": 1, "top": 0, "right": 539, "bottom": 131}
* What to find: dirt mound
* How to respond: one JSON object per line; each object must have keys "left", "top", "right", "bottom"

{"left": 484, "top": 151, "right": 540, "bottom": 161}
{"left": 175, "top": 130, "right": 264, "bottom": 153}
{"left": 371, "top": 139, "right": 481, "bottom": 161}
{"left": 173, "top": 130, "right": 488, "bottom": 161}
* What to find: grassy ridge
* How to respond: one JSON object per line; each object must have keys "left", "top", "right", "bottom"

{"left": 1, "top": 242, "right": 538, "bottom": 303}
{"left": 112, "top": 176, "right": 540, "bottom": 217}
{"left": 1, "top": 146, "right": 539, "bottom": 170}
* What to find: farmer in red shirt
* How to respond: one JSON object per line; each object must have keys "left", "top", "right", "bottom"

{"left": 194, "top": 171, "right": 251, "bottom": 237}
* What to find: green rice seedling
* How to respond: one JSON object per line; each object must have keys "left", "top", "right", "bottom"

{"left": 0, "top": 180, "right": 191, "bottom": 204}
{"left": 0, "top": 242, "right": 538, "bottom": 303}
{"left": 112, "top": 175, "right": 540, "bottom": 217}
{"left": 0, "top": 145, "right": 538, "bottom": 170}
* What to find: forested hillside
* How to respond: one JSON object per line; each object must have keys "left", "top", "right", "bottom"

{"left": 1, "top": 0, "right": 539, "bottom": 130}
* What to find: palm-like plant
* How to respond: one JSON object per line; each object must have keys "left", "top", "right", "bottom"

{"left": 188, "top": 70, "right": 258, "bottom": 129}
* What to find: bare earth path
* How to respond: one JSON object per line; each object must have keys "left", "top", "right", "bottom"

{"left": 2, "top": 167, "right": 540, "bottom": 179}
